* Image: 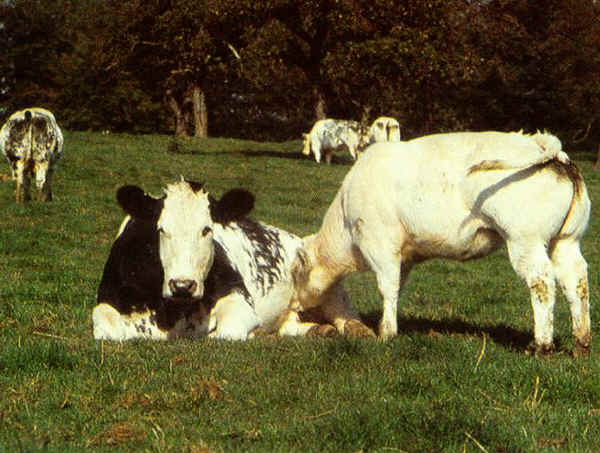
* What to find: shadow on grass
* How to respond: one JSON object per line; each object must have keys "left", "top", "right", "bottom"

{"left": 360, "top": 311, "right": 537, "bottom": 352}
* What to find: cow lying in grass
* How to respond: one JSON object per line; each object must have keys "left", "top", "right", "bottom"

{"left": 93, "top": 179, "right": 372, "bottom": 341}
{"left": 290, "top": 131, "right": 591, "bottom": 356}
{"left": 0, "top": 107, "right": 64, "bottom": 202}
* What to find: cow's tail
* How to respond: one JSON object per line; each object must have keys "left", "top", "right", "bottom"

{"left": 467, "top": 131, "right": 570, "bottom": 175}
{"left": 555, "top": 161, "right": 590, "bottom": 238}
{"left": 468, "top": 131, "right": 590, "bottom": 238}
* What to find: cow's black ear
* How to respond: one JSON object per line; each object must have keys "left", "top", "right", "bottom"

{"left": 210, "top": 189, "right": 254, "bottom": 224}
{"left": 116, "top": 185, "right": 161, "bottom": 220}
{"left": 185, "top": 179, "right": 205, "bottom": 193}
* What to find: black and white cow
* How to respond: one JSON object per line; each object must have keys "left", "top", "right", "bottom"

{"left": 0, "top": 107, "right": 64, "bottom": 202}
{"left": 301, "top": 119, "right": 369, "bottom": 164}
{"left": 92, "top": 179, "right": 371, "bottom": 341}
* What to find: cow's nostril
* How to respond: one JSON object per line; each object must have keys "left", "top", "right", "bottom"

{"left": 169, "top": 279, "right": 197, "bottom": 297}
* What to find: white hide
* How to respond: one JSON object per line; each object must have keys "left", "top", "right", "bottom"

{"left": 293, "top": 131, "right": 591, "bottom": 353}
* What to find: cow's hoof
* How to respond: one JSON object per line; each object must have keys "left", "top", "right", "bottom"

{"left": 307, "top": 324, "right": 338, "bottom": 338}
{"left": 526, "top": 341, "right": 555, "bottom": 356}
{"left": 344, "top": 319, "right": 376, "bottom": 338}
{"left": 573, "top": 337, "right": 591, "bottom": 358}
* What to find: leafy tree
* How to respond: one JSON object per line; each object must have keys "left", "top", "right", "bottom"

{"left": 0, "top": 0, "right": 71, "bottom": 120}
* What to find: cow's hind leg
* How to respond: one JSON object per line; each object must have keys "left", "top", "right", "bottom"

{"left": 506, "top": 240, "right": 556, "bottom": 354}
{"left": 14, "top": 161, "right": 32, "bottom": 202}
{"left": 551, "top": 239, "right": 591, "bottom": 357}
{"left": 35, "top": 164, "right": 53, "bottom": 202}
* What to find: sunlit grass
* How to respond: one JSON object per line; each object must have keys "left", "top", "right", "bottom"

{"left": 0, "top": 132, "right": 599, "bottom": 451}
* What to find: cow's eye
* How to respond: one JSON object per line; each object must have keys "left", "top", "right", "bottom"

{"left": 202, "top": 226, "right": 212, "bottom": 237}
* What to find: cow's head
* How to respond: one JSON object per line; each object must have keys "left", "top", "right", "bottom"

{"left": 117, "top": 179, "right": 254, "bottom": 302}
{"left": 301, "top": 133, "right": 311, "bottom": 156}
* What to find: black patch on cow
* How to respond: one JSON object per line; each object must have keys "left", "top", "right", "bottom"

{"left": 97, "top": 213, "right": 252, "bottom": 332}
{"left": 209, "top": 189, "right": 255, "bottom": 225}
{"left": 203, "top": 241, "right": 251, "bottom": 306}
{"left": 234, "top": 218, "right": 285, "bottom": 295}
{"left": 117, "top": 185, "right": 164, "bottom": 221}
{"left": 185, "top": 179, "right": 205, "bottom": 193}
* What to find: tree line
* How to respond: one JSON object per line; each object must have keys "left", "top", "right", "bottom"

{"left": 1, "top": 0, "right": 598, "bottom": 146}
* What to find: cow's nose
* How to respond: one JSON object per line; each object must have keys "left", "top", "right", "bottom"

{"left": 168, "top": 279, "right": 198, "bottom": 297}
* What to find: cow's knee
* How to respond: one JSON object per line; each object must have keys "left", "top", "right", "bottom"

{"left": 344, "top": 319, "right": 376, "bottom": 338}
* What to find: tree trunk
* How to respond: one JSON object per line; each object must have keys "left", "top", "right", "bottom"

{"left": 191, "top": 84, "right": 208, "bottom": 138}
{"left": 166, "top": 90, "right": 188, "bottom": 137}
{"left": 594, "top": 144, "right": 600, "bottom": 170}
{"left": 313, "top": 86, "right": 327, "bottom": 121}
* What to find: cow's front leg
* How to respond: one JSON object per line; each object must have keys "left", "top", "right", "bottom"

{"left": 92, "top": 303, "right": 168, "bottom": 341}
{"left": 354, "top": 221, "right": 406, "bottom": 340}
{"left": 317, "top": 284, "right": 375, "bottom": 338}
{"left": 275, "top": 309, "right": 337, "bottom": 337}
{"left": 208, "top": 292, "right": 260, "bottom": 340}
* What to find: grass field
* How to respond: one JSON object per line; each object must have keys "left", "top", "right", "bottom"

{"left": 1, "top": 131, "right": 600, "bottom": 452}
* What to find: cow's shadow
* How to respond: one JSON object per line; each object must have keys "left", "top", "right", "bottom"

{"left": 238, "top": 150, "right": 354, "bottom": 165}
{"left": 359, "top": 311, "right": 537, "bottom": 352}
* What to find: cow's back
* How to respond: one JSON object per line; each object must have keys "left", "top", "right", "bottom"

{"left": 339, "top": 132, "right": 587, "bottom": 258}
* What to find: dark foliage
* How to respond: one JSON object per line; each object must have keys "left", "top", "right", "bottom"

{"left": 2, "top": 0, "right": 598, "bottom": 147}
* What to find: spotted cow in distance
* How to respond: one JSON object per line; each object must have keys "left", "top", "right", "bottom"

{"left": 92, "top": 179, "right": 371, "bottom": 341}
{"left": 0, "top": 107, "right": 64, "bottom": 202}
{"left": 301, "top": 119, "right": 370, "bottom": 164}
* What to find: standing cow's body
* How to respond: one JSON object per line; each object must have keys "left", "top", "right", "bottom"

{"left": 291, "top": 131, "right": 591, "bottom": 355}
{"left": 302, "top": 119, "right": 369, "bottom": 164}
{"left": 93, "top": 180, "right": 368, "bottom": 341}
{"left": 0, "top": 108, "right": 64, "bottom": 202}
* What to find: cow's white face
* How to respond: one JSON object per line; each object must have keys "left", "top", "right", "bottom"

{"left": 116, "top": 180, "right": 255, "bottom": 303}
{"left": 157, "top": 183, "right": 215, "bottom": 300}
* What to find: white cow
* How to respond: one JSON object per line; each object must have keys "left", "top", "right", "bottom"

{"left": 301, "top": 119, "right": 369, "bottom": 164}
{"left": 0, "top": 107, "right": 64, "bottom": 202}
{"left": 290, "top": 131, "right": 591, "bottom": 356}
{"left": 92, "top": 179, "right": 373, "bottom": 341}
{"left": 367, "top": 116, "right": 401, "bottom": 144}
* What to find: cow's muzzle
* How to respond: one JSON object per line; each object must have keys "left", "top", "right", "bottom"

{"left": 168, "top": 279, "right": 198, "bottom": 298}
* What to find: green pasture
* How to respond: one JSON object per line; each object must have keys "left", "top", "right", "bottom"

{"left": 1, "top": 132, "right": 599, "bottom": 452}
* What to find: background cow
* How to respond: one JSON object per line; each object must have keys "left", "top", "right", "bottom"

{"left": 367, "top": 116, "right": 401, "bottom": 144}
{"left": 92, "top": 179, "right": 372, "bottom": 341}
{"left": 301, "top": 119, "right": 369, "bottom": 164}
{"left": 291, "top": 131, "right": 591, "bottom": 356}
{"left": 0, "top": 107, "right": 64, "bottom": 202}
